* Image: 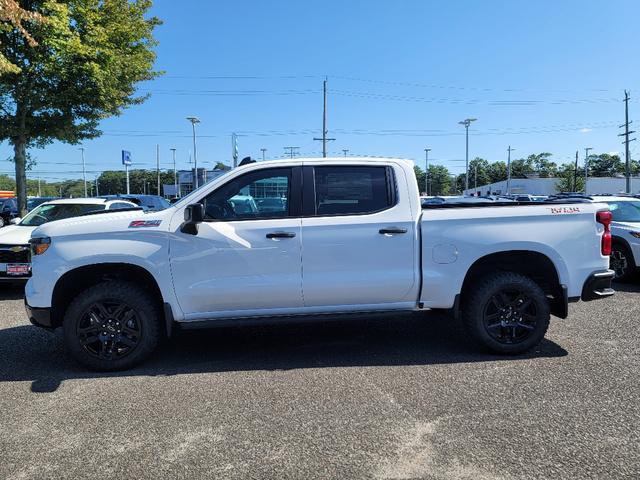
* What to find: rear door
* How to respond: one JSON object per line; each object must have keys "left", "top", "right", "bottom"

{"left": 300, "top": 163, "right": 418, "bottom": 310}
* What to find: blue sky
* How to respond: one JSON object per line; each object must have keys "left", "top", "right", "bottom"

{"left": 2, "top": 0, "right": 639, "bottom": 181}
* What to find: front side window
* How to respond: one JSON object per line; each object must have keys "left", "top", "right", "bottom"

{"left": 608, "top": 201, "right": 640, "bottom": 222}
{"left": 313, "top": 166, "right": 393, "bottom": 216}
{"left": 20, "top": 204, "right": 106, "bottom": 226}
{"left": 201, "top": 168, "right": 291, "bottom": 221}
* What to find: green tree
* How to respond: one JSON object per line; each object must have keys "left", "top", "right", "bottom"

{"left": 487, "top": 161, "right": 507, "bottom": 184}
{"left": 414, "top": 165, "right": 426, "bottom": 193}
{"left": 588, "top": 153, "right": 624, "bottom": 177}
{"left": 427, "top": 164, "right": 451, "bottom": 196}
{"left": 0, "top": 0, "right": 161, "bottom": 214}
{"left": 468, "top": 157, "right": 490, "bottom": 191}
{"left": 0, "top": 0, "right": 45, "bottom": 74}
{"left": 529, "top": 153, "right": 557, "bottom": 177}
{"left": 556, "top": 163, "right": 584, "bottom": 193}
{"left": 509, "top": 157, "right": 534, "bottom": 179}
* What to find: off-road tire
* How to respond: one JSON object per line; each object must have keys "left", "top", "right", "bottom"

{"left": 463, "top": 272, "right": 550, "bottom": 355}
{"left": 63, "top": 281, "right": 160, "bottom": 371}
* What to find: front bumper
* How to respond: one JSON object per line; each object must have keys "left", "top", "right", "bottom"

{"left": 24, "top": 299, "right": 53, "bottom": 329}
{"left": 581, "top": 270, "right": 615, "bottom": 301}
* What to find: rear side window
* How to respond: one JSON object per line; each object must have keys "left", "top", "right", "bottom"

{"left": 313, "top": 166, "right": 394, "bottom": 216}
{"left": 110, "top": 202, "right": 135, "bottom": 210}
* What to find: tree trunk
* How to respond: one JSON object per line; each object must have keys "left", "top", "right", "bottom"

{"left": 13, "top": 137, "right": 28, "bottom": 217}
{"left": 12, "top": 105, "right": 28, "bottom": 217}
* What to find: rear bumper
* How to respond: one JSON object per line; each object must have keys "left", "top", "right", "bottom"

{"left": 581, "top": 270, "right": 615, "bottom": 301}
{"left": 24, "top": 299, "right": 53, "bottom": 329}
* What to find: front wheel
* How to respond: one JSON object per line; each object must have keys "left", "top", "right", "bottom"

{"left": 63, "top": 281, "right": 160, "bottom": 371}
{"left": 463, "top": 272, "right": 550, "bottom": 354}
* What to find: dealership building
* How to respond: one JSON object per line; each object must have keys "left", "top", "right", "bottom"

{"left": 463, "top": 176, "right": 640, "bottom": 196}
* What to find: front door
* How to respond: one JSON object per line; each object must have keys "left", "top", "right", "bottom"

{"left": 170, "top": 167, "right": 303, "bottom": 319}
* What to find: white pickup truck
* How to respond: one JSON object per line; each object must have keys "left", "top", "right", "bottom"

{"left": 25, "top": 158, "right": 615, "bottom": 370}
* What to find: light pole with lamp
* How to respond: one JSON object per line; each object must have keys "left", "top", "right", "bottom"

{"left": 458, "top": 118, "right": 477, "bottom": 192}
{"left": 186, "top": 117, "right": 200, "bottom": 189}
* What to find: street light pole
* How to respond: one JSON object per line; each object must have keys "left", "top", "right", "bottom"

{"left": 424, "top": 148, "right": 431, "bottom": 195}
{"left": 584, "top": 147, "right": 593, "bottom": 194}
{"left": 79, "top": 147, "right": 87, "bottom": 197}
{"left": 170, "top": 148, "right": 178, "bottom": 197}
{"left": 186, "top": 117, "right": 200, "bottom": 189}
{"left": 458, "top": 118, "right": 477, "bottom": 192}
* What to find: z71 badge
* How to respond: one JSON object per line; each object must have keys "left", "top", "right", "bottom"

{"left": 129, "top": 220, "right": 162, "bottom": 228}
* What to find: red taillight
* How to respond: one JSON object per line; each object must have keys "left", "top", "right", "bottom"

{"left": 596, "top": 210, "right": 612, "bottom": 256}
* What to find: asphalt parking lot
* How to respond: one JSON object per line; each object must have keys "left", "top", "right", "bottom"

{"left": 0, "top": 284, "right": 638, "bottom": 480}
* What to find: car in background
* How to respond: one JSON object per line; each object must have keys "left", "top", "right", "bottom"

{"left": 100, "top": 194, "right": 171, "bottom": 211}
{"left": 0, "top": 198, "right": 137, "bottom": 281}
{"left": 589, "top": 195, "right": 640, "bottom": 281}
{"left": 27, "top": 197, "right": 58, "bottom": 212}
{"left": 0, "top": 198, "right": 19, "bottom": 227}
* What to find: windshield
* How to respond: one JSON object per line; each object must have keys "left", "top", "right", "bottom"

{"left": 20, "top": 203, "right": 106, "bottom": 226}
{"left": 608, "top": 201, "right": 640, "bottom": 223}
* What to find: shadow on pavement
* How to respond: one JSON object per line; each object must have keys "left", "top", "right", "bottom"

{"left": 0, "top": 309, "right": 568, "bottom": 393}
{"left": 611, "top": 281, "right": 640, "bottom": 293}
{"left": 0, "top": 283, "right": 26, "bottom": 301}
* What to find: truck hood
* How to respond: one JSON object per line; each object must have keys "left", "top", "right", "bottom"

{"left": 31, "top": 208, "right": 174, "bottom": 239}
{"left": 0, "top": 224, "right": 36, "bottom": 245}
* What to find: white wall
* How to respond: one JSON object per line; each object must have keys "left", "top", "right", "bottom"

{"left": 464, "top": 176, "right": 640, "bottom": 196}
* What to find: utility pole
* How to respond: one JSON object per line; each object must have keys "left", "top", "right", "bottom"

{"left": 573, "top": 150, "right": 579, "bottom": 192}
{"left": 507, "top": 146, "right": 515, "bottom": 195}
{"left": 232, "top": 133, "right": 239, "bottom": 168}
{"left": 342, "top": 149, "right": 349, "bottom": 157}
{"left": 458, "top": 118, "right": 477, "bottom": 192}
{"left": 95, "top": 175, "right": 99, "bottom": 197}
{"left": 619, "top": 91, "right": 636, "bottom": 193}
{"left": 79, "top": 147, "right": 87, "bottom": 197}
{"left": 186, "top": 117, "right": 200, "bottom": 189}
{"left": 260, "top": 148, "right": 267, "bottom": 161}
{"left": 170, "top": 148, "right": 178, "bottom": 197}
{"left": 156, "top": 144, "right": 160, "bottom": 196}
{"left": 584, "top": 147, "right": 593, "bottom": 194}
{"left": 313, "top": 78, "right": 335, "bottom": 157}
{"left": 424, "top": 148, "right": 431, "bottom": 195}
{"left": 284, "top": 146, "right": 300, "bottom": 159}
{"left": 37, "top": 177, "right": 41, "bottom": 197}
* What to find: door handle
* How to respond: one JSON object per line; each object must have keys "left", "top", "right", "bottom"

{"left": 379, "top": 227, "right": 407, "bottom": 235}
{"left": 266, "top": 231, "right": 296, "bottom": 239}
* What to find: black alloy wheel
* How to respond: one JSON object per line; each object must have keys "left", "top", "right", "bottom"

{"left": 482, "top": 290, "right": 537, "bottom": 345}
{"left": 77, "top": 300, "right": 143, "bottom": 360}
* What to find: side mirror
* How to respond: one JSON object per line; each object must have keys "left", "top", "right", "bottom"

{"left": 181, "top": 203, "right": 204, "bottom": 235}
{"left": 10, "top": 217, "right": 21, "bottom": 225}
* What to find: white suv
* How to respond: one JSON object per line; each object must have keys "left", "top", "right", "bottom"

{"left": 0, "top": 198, "right": 137, "bottom": 281}
{"left": 590, "top": 195, "right": 640, "bottom": 281}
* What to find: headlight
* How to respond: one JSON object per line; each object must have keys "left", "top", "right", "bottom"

{"left": 629, "top": 232, "right": 640, "bottom": 238}
{"left": 29, "top": 236, "right": 51, "bottom": 255}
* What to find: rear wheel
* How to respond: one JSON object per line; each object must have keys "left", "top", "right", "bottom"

{"left": 463, "top": 272, "right": 550, "bottom": 354}
{"left": 63, "top": 281, "right": 160, "bottom": 371}
{"left": 610, "top": 243, "right": 635, "bottom": 282}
